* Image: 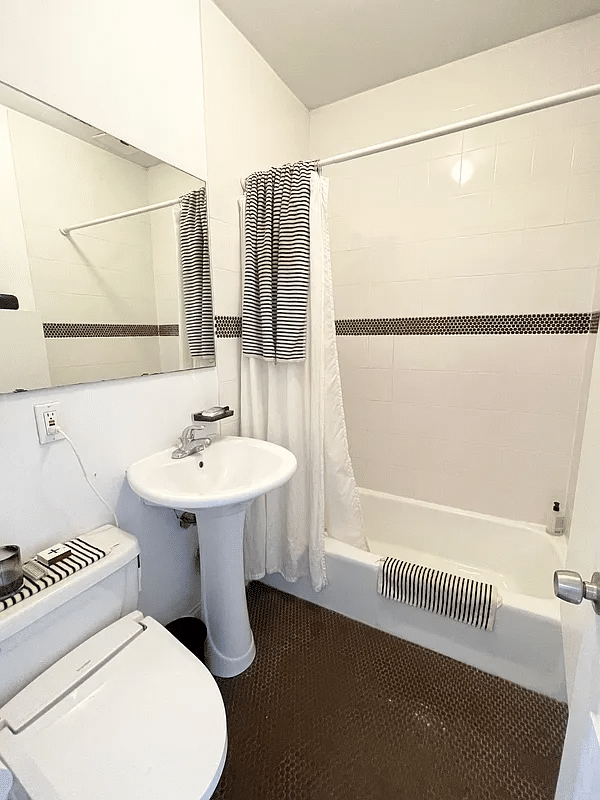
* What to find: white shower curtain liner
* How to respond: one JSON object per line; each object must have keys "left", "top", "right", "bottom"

{"left": 240, "top": 172, "right": 368, "bottom": 592}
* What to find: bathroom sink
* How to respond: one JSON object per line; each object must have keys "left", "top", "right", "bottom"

{"left": 127, "top": 435, "right": 297, "bottom": 513}
{"left": 126, "top": 435, "right": 297, "bottom": 680}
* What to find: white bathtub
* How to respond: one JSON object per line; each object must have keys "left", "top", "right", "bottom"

{"left": 262, "top": 488, "right": 567, "bottom": 700}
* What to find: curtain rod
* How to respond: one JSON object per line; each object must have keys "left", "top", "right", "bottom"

{"left": 60, "top": 197, "right": 181, "bottom": 236}
{"left": 317, "top": 83, "right": 600, "bottom": 168}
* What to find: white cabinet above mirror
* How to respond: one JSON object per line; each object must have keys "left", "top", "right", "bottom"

{"left": 0, "top": 84, "right": 215, "bottom": 394}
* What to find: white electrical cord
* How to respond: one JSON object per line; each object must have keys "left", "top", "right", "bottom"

{"left": 55, "top": 426, "right": 119, "bottom": 528}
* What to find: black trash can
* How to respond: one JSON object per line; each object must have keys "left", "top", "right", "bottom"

{"left": 165, "top": 616, "right": 207, "bottom": 664}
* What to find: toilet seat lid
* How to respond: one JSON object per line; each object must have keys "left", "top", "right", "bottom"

{"left": 0, "top": 614, "right": 227, "bottom": 800}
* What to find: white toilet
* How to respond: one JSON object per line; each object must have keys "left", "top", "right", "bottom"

{"left": 0, "top": 525, "right": 227, "bottom": 800}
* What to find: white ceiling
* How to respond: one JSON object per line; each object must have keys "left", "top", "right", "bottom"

{"left": 214, "top": 0, "right": 600, "bottom": 109}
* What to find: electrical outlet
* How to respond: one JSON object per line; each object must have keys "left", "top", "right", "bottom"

{"left": 34, "top": 402, "right": 64, "bottom": 445}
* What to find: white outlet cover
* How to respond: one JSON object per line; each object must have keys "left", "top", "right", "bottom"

{"left": 33, "top": 402, "right": 64, "bottom": 445}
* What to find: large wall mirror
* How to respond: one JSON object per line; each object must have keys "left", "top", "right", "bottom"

{"left": 0, "top": 84, "right": 215, "bottom": 394}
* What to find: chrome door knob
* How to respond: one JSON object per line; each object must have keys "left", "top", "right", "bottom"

{"left": 554, "top": 570, "right": 600, "bottom": 615}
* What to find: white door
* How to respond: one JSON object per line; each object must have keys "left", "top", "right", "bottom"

{"left": 554, "top": 337, "right": 600, "bottom": 799}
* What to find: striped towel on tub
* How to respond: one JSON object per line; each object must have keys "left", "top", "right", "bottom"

{"left": 377, "top": 557, "right": 500, "bottom": 631}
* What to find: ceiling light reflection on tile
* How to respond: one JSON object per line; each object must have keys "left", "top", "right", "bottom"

{"left": 451, "top": 158, "right": 475, "bottom": 186}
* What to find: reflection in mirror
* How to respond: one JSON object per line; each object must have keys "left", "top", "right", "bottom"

{"left": 0, "top": 89, "right": 215, "bottom": 394}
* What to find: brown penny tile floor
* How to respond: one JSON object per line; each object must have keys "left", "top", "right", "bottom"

{"left": 213, "top": 582, "right": 568, "bottom": 800}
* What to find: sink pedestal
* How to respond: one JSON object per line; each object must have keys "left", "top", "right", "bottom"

{"left": 197, "top": 501, "right": 256, "bottom": 678}
{"left": 126, "top": 436, "right": 297, "bottom": 679}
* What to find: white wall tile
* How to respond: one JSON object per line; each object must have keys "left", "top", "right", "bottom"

{"left": 525, "top": 180, "right": 568, "bottom": 228}
{"left": 521, "top": 222, "right": 600, "bottom": 271}
{"left": 368, "top": 336, "right": 394, "bottom": 368}
{"left": 212, "top": 267, "right": 241, "bottom": 316}
{"left": 429, "top": 155, "right": 461, "bottom": 197}
{"left": 493, "top": 140, "right": 533, "bottom": 187}
{"left": 463, "top": 124, "right": 498, "bottom": 152}
{"left": 430, "top": 131, "right": 463, "bottom": 159}
{"left": 336, "top": 335, "right": 369, "bottom": 370}
{"left": 331, "top": 248, "right": 370, "bottom": 285}
{"left": 312, "top": 13, "right": 600, "bottom": 522}
{"left": 388, "top": 434, "right": 419, "bottom": 468}
{"left": 342, "top": 398, "right": 370, "bottom": 432}
{"left": 459, "top": 147, "right": 496, "bottom": 194}
{"left": 447, "top": 191, "right": 492, "bottom": 236}
{"left": 333, "top": 284, "right": 369, "bottom": 318}
{"left": 209, "top": 219, "right": 239, "bottom": 272}
{"left": 346, "top": 368, "right": 393, "bottom": 401}
{"left": 572, "top": 122, "right": 600, "bottom": 174}
{"left": 495, "top": 114, "right": 536, "bottom": 145}
{"left": 215, "top": 337, "right": 240, "bottom": 382}
{"left": 360, "top": 460, "right": 415, "bottom": 497}
{"left": 363, "top": 400, "right": 394, "bottom": 433}
{"left": 531, "top": 132, "right": 575, "bottom": 182}
{"left": 566, "top": 173, "right": 600, "bottom": 222}
{"left": 348, "top": 428, "right": 392, "bottom": 464}
{"left": 484, "top": 230, "right": 525, "bottom": 274}
{"left": 490, "top": 185, "right": 528, "bottom": 231}
{"left": 367, "top": 280, "right": 423, "bottom": 317}
{"left": 398, "top": 161, "right": 429, "bottom": 201}
{"left": 218, "top": 377, "right": 240, "bottom": 414}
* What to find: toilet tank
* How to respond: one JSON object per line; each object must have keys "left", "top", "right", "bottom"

{"left": 0, "top": 525, "right": 140, "bottom": 706}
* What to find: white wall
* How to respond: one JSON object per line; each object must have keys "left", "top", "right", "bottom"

{"left": 0, "top": 2, "right": 217, "bottom": 623}
{"left": 0, "top": 371, "right": 216, "bottom": 620}
{"left": 310, "top": 15, "right": 600, "bottom": 524}
{"left": 200, "top": 0, "right": 309, "bottom": 430}
{"left": 0, "top": 0, "right": 207, "bottom": 179}
{"left": 0, "top": 0, "right": 309, "bottom": 624}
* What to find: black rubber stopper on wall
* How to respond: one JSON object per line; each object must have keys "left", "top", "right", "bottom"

{"left": 165, "top": 617, "right": 207, "bottom": 664}
{"left": 0, "top": 294, "right": 19, "bottom": 310}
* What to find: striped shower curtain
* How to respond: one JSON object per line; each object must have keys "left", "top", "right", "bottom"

{"left": 240, "top": 166, "right": 368, "bottom": 592}
{"left": 179, "top": 188, "right": 215, "bottom": 359}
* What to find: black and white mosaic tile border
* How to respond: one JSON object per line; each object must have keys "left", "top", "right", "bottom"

{"left": 158, "top": 324, "right": 179, "bottom": 337}
{"left": 216, "top": 315, "right": 242, "bottom": 338}
{"left": 43, "top": 323, "right": 180, "bottom": 338}
{"left": 206, "top": 312, "right": 600, "bottom": 339}
{"left": 44, "top": 312, "right": 595, "bottom": 340}
{"left": 335, "top": 312, "right": 599, "bottom": 336}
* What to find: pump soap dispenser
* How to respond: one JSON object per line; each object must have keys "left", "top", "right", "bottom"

{"left": 546, "top": 501, "right": 565, "bottom": 536}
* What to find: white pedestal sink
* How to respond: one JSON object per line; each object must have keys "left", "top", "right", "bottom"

{"left": 127, "top": 436, "right": 297, "bottom": 677}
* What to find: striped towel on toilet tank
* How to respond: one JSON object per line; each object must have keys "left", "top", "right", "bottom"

{"left": 377, "top": 557, "right": 500, "bottom": 631}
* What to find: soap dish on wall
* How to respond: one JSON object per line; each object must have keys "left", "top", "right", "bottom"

{"left": 193, "top": 406, "right": 234, "bottom": 422}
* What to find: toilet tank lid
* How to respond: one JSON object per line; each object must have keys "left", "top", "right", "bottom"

{"left": 0, "top": 526, "right": 140, "bottom": 644}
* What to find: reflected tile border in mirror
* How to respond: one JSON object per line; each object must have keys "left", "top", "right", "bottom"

{"left": 43, "top": 323, "right": 180, "bottom": 338}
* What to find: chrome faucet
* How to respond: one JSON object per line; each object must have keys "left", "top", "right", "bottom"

{"left": 171, "top": 425, "right": 216, "bottom": 460}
